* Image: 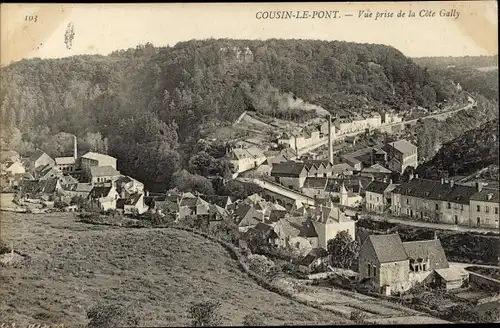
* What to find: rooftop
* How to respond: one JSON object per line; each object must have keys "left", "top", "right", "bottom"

{"left": 55, "top": 157, "right": 76, "bottom": 165}
{"left": 403, "top": 239, "right": 449, "bottom": 270}
{"left": 384, "top": 139, "right": 417, "bottom": 156}
{"left": 469, "top": 187, "right": 500, "bottom": 203}
{"left": 81, "top": 152, "right": 116, "bottom": 162}
{"left": 271, "top": 161, "right": 307, "bottom": 177}
{"left": 367, "top": 234, "right": 408, "bottom": 264}
{"left": 392, "top": 179, "right": 479, "bottom": 205}
{"left": 365, "top": 181, "right": 391, "bottom": 194}
{"left": 90, "top": 166, "right": 121, "bottom": 177}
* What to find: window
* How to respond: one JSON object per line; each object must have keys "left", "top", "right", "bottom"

{"left": 435, "top": 204, "right": 439, "bottom": 211}
{"left": 368, "top": 264, "right": 371, "bottom": 276}
{"left": 485, "top": 206, "right": 490, "bottom": 213}
{"left": 373, "top": 266, "right": 377, "bottom": 277}
{"left": 447, "top": 202, "right": 451, "bottom": 209}
{"left": 422, "top": 263, "right": 427, "bottom": 271}
{"left": 376, "top": 196, "right": 380, "bottom": 202}
{"left": 477, "top": 205, "right": 481, "bottom": 212}
{"left": 370, "top": 195, "right": 372, "bottom": 201}
{"left": 406, "top": 199, "right": 410, "bottom": 205}
{"left": 477, "top": 217, "right": 481, "bottom": 227}
{"left": 495, "top": 207, "right": 498, "bottom": 214}
{"left": 460, "top": 204, "right": 464, "bottom": 211}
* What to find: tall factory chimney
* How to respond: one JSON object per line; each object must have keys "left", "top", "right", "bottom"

{"left": 73, "top": 135, "right": 78, "bottom": 159}
{"left": 328, "top": 115, "right": 333, "bottom": 164}
{"left": 294, "top": 135, "right": 299, "bottom": 159}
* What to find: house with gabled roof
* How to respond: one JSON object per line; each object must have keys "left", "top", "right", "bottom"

{"left": 359, "top": 233, "right": 455, "bottom": 295}
{"left": 26, "top": 150, "right": 55, "bottom": 172}
{"left": 229, "top": 146, "right": 266, "bottom": 174}
{"left": 235, "top": 203, "right": 264, "bottom": 232}
{"left": 274, "top": 216, "right": 319, "bottom": 255}
{"left": 271, "top": 161, "right": 309, "bottom": 190}
{"left": 469, "top": 184, "right": 499, "bottom": 229}
{"left": 382, "top": 139, "right": 418, "bottom": 174}
{"left": 35, "top": 164, "right": 62, "bottom": 181}
{"left": 88, "top": 185, "right": 119, "bottom": 211}
{"left": 81, "top": 152, "right": 117, "bottom": 170}
{"left": 365, "top": 180, "right": 398, "bottom": 213}
{"left": 89, "top": 166, "right": 121, "bottom": 185}
{"left": 123, "top": 192, "right": 148, "bottom": 215}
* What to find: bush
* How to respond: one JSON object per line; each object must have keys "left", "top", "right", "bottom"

{"left": 350, "top": 309, "right": 367, "bottom": 324}
{"left": 87, "top": 303, "right": 139, "bottom": 328}
{"left": 188, "top": 300, "right": 223, "bottom": 327}
{"left": 243, "top": 313, "right": 266, "bottom": 326}
{"left": 0, "top": 240, "right": 11, "bottom": 255}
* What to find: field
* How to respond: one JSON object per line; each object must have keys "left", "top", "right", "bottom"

{"left": 0, "top": 212, "right": 350, "bottom": 327}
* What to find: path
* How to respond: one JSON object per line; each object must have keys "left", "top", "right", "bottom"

{"left": 360, "top": 212, "right": 498, "bottom": 234}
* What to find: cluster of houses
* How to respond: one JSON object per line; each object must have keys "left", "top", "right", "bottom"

{"left": 0, "top": 139, "right": 147, "bottom": 214}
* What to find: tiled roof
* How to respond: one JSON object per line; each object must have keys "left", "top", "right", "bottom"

{"left": 362, "top": 164, "right": 392, "bottom": 174}
{"left": 384, "top": 139, "right": 417, "bottom": 156}
{"left": 271, "top": 162, "right": 307, "bottom": 177}
{"left": 434, "top": 267, "right": 468, "bottom": 282}
{"left": 403, "top": 239, "right": 449, "bottom": 270}
{"left": 367, "top": 234, "right": 408, "bottom": 263}
{"left": 200, "top": 195, "right": 232, "bottom": 208}
{"left": 125, "top": 193, "right": 142, "bottom": 206}
{"left": 29, "top": 150, "right": 48, "bottom": 162}
{"left": 89, "top": 186, "right": 113, "bottom": 198}
{"left": 469, "top": 187, "right": 500, "bottom": 202}
{"left": 81, "top": 152, "right": 116, "bottom": 162}
{"left": 90, "top": 166, "right": 121, "bottom": 177}
{"left": 392, "top": 179, "right": 478, "bottom": 205}
{"left": 19, "top": 178, "right": 59, "bottom": 195}
{"left": 116, "top": 176, "right": 133, "bottom": 184}
{"left": 55, "top": 157, "right": 75, "bottom": 165}
{"left": 332, "top": 163, "right": 355, "bottom": 175}
{"left": 235, "top": 204, "right": 263, "bottom": 227}
{"left": 299, "top": 248, "right": 329, "bottom": 266}
{"left": 245, "top": 193, "right": 265, "bottom": 204}
{"left": 365, "top": 181, "right": 390, "bottom": 194}
{"left": 303, "top": 160, "right": 331, "bottom": 168}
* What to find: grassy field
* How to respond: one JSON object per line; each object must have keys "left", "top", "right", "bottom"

{"left": 0, "top": 212, "right": 350, "bottom": 327}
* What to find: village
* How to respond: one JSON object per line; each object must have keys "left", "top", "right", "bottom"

{"left": 1, "top": 93, "right": 498, "bottom": 325}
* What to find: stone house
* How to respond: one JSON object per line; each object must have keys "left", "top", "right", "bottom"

{"left": 298, "top": 248, "right": 329, "bottom": 273}
{"left": 55, "top": 157, "right": 76, "bottom": 173}
{"left": 26, "top": 150, "right": 55, "bottom": 172}
{"left": 365, "top": 180, "right": 398, "bottom": 213}
{"left": 274, "top": 216, "right": 319, "bottom": 256}
{"left": 81, "top": 152, "right": 117, "bottom": 170}
{"left": 88, "top": 185, "right": 119, "bottom": 211}
{"left": 469, "top": 184, "right": 499, "bottom": 229}
{"left": 382, "top": 139, "right": 418, "bottom": 174}
{"left": 235, "top": 203, "right": 264, "bottom": 232}
{"left": 229, "top": 147, "right": 266, "bottom": 174}
{"left": 123, "top": 192, "right": 148, "bottom": 215}
{"left": 271, "top": 161, "right": 309, "bottom": 190}
{"left": 308, "top": 205, "right": 356, "bottom": 250}
{"left": 89, "top": 166, "right": 121, "bottom": 185}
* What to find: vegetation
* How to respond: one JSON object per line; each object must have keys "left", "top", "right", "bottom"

{"left": 327, "top": 230, "right": 360, "bottom": 270}
{"left": 417, "top": 118, "right": 499, "bottom": 179}
{"left": 1, "top": 212, "right": 349, "bottom": 326}
{"left": 87, "top": 303, "right": 139, "bottom": 328}
{"left": 243, "top": 313, "right": 266, "bottom": 326}
{"left": 188, "top": 300, "right": 223, "bottom": 327}
{"left": 1, "top": 39, "right": 462, "bottom": 192}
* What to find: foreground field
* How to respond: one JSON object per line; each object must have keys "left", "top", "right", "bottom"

{"left": 0, "top": 212, "right": 350, "bottom": 327}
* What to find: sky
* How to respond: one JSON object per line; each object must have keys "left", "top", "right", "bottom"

{"left": 1, "top": 1, "right": 498, "bottom": 66}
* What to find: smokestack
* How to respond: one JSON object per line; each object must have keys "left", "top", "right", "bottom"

{"left": 73, "top": 135, "right": 78, "bottom": 159}
{"left": 294, "top": 136, "right": 299, "bottom": 158}
{"left": 475, "top": 182, "right": 483, "bottom": 192}
{"left": 328, "top": 115, "right": 333, "bottom": 164}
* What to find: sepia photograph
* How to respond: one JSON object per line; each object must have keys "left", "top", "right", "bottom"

{"left": 0, "top": 1, "right": 498, "bottom": 327}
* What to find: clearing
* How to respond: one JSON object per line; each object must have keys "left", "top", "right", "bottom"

{"left": 0, "top": 212, "right": 350, "bottom": 327}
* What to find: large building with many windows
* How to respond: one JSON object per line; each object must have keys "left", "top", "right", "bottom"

{"left": 391, "top": 178, "right": 498, "bottom": 229}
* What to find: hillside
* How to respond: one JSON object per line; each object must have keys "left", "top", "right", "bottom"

{"left": 0, "top": 39, "right": 462, "bottom": 190}
{"left": 416, "top": 118, "right": 499, "bottom": 179}
{"left": 0, "top": 212, "right": 349, "bottom": 327}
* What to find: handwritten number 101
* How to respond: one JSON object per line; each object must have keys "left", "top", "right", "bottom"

{"left": 25, "top": 15, "right": 38, "bottom": 22}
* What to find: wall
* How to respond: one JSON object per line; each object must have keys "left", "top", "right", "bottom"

{"left": 440, "top": 201, "right": 469, "bottom": 225}
{"left": 35, "top": 153, "right": 56, "bottom": 170}
{"left": 379, "top": 261, "right": 411, "bottom": 294}
{"left": 278, "top": 176, "right": 306, "bottom": 191}
{"left": 469, "top": 271, "right": 500, "bottom": 292}
{"left": 366, "top": 191, "right": 385, "bottom": 213}
{"left": 469, "top": 200, "right": 500, "bottom": 229}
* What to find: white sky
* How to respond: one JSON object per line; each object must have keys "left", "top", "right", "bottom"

{"left": 1, "top": 1, "right": 498, "bottom": 66}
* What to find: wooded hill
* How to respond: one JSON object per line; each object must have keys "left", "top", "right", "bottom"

{"left": 0, "top": 39, "right": 463, "bottom": 190}
{"left": 417, "top": 118, "right": 500, "bottom": 179}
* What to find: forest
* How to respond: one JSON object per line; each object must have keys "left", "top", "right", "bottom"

{"left": 1, "top": 39, "right": 463, "bottom": 191}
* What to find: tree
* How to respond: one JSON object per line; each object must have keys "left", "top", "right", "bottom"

{"left": 87, "top": 303, "right": 139, "bottom": 328}
{"left": 188, "top": 300, "right": 223, "bottom": 327}
{"left": 243, "top": 313, "right": 266, "bottom": 326}
{"left": 327, "top": 230, "right": 360, "bottom": 269}
{"left": 171, "top": 169, "right": 214, "bottom": 195}
{"left": 209, "top": 219, "right": 240, "bottom": 245}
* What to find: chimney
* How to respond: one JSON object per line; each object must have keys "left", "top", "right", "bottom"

{"left": 475, "top": 182, "right": 483, "bottom": 192}
{"left": 450, "top": 179, "right": 455, "bottom": 187}
{"left": 434, "top": 231, "right": 438, "bottom": 240}
{"left": 328, "top": 115, "right": 333, "bottom": 164}
{"left": 487, "top": 193, "right": 493, "bottom": 200}
{"left": 294, "top": 136, "right": 299, "bottom": 158}
{"left": 73, "top": 135, "right": 78, "bottom": 159}
{"left": 409, "top": 172, "right": 414, "bottom": 181}
{"left": 389, "top": 179, "right": 393, "bottom": 185}
{"left": 441, "top": 177, "right": 445, "bottom": 185}
{"left": 414, "top": 173, "right": 419, "bottom": 179}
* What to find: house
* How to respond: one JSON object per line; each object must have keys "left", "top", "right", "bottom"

{"left": 431, "top": 267, "right": 469, "bottom": 290}
{"left": 359, "top": 233, "right": 453, "bottom": 295}
{"left": 26, "top": 150, "right": 55, "bottom": 172}
{"left": 59, "top": 174, "right": 79, "bottom": 189}
{"left": 55, "top": 157, "right": 76, "bottom": 173}
{"left": 332, "top": 163, "right": 355, "bottom": 177}
{"left": 208, "top": 204, "right": 231, "bottom": 224}
{"left": 342, "top": 154, "right": 362, "bottom": 171}
{"left": 360, "top": 163, "right": 392, "bottom": 180}
{"left": 274, "top": 216, "right": 319, "bottom": 255}
{"left": 271, "top": 161, "right": 309, "bottom": 190}
{"left": 4, "top": 160, "right": 25, "bottom": 176}
{"left": 123, "top": 192, "right": 148, "bottom": 215}
{"left": 62, "top": 182, "right": 94, "bottom": 199}
{"left": 10, "top": 172, "right": 34, "bottom": 188}
{"left": 358, "top": 234, "right": 411, "bottom": 295}
{"left": 115, "top": 175, "right": 144, "bottom": 198}
{"left": 89, "top": 166, "right": 121, "bottom": 185}
{"left": 365, "top": 180, "right": 397, "bottom": 213}
{"left": 298, "top": 248, "right": 329, "bottom": 273}
{"left": 244, "top": 193, "right": 265, "bottom": 205}
{"left": 235, "top": 204, "right": 264, "bottom": 232}
{"left": 88, "top": 185, "right": 119, "bottom": 211}
{"left": 309, "top": 205, "right": 356, "bottom": 249}
{"left": 244, "top": 222, "right": 279, "bottom": 246}
{"left": 469, "top": 184, "right": 499, "bottom": 229}
{"left": 200, "top": 194, "right": 233, "bottom": 210}
{"left": 338, "top": 183, "right": 363, "bottom": 207}
{"left": 81, "top": 152, "right": 117, "bottom": 170}
{"left": 382, "top": 140, "right": 418, "bottom": 174}
{"left": 17, "top": 178, "right": 62, "bottom": 201}
{"left": 229, "top": 147, "right": 267, "bottom": 174}
{"left": 177, "top": 195, "right": 211, "bottom": 220}
{"left": 303, "top": 160, "right": 334, "bottom": 177}
{"left": 391, "top": 178, "right": 479, "bottom": 226}
{"left": 35, "top": 164, "right": 63, "bottom": 181}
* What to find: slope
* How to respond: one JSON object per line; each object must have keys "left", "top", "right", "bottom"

{"left": 0, "top": 212, "right": 350, "bottom": 327}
